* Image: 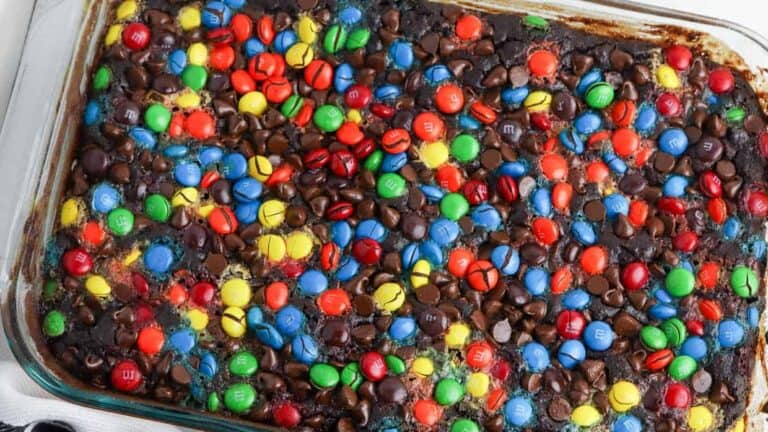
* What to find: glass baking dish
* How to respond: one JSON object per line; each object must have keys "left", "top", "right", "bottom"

{"left": 2, "top": 0, "right": 768, "bottom": 431}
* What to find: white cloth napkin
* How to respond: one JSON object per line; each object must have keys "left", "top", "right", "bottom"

{"left": 0, "top": 335, "right": 188, "bottom": 432}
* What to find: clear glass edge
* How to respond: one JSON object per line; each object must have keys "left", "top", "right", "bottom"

{"left": 1, "top": 0, "right": 767, "bottom": 431}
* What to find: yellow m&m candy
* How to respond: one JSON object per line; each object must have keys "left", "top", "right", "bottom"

{"left": 221, "top": 278, "right": 252, "bottom": 307}
{"left": 657, "top": 64, "right": 681, "bottom": 89}
{"left": 221, "top": 306, "right": 246, "bottom": 338}
{"left": 410, "top": 259, "right": 431, "bottom": 289}
{"left": 412, "top": 357, "right": 434, "bottom": 377}
{"left": 171, "top": 187, "right": 199, "bottom": 207}
{"left": 239, "top": 91, "right": 268, "bottom": 116}
{"left": 187, "top": 42, "right": 209, "bottom": 66}
{"left": 571, "top": 404, "right": 601, "bottom": 427}
{"left": 105, "top": 24, "right": 123, "bottom": 47}
{"left": 608, "top": 380, "right": 640, "bottom": 413}
{"left": 420, "top": 141, "right": 449, "bottom": 169}
{"left": 115, "top": 0, "right": 138, "bottom": 20}
{"left": 85, "top": 275, "right": 111, "bottom": 297}
{"left": 286, "top": 231, "right": 314, "bottom": 260}
{"left": 285, "top": 43, "right": 314, "bottom": 69}
{"left": 445, "top": 322, "right": 470, "bottom": 348}
{"left": 688, "top": 406, "right": 713, "bottom": 432}
{"left": 187, "top": 308, "right": 209, "bottom": 331}
{"left": 297, "top": 16, "right": 319, "bottom": 44}
{"left": 258, "top": 200, "right": 287, "bottom": 228}
{"left": 178, "top": 7, "right": 201, "bottom": 31}
{"left": 248, "top": 155, "right": 273, "bottom": 182}
{"left": 60, "top": 198, "right": 82, "bottom": 227}
{"left": 466, "top": 372, "right": 490, "bottom": 398}
{"left": 373, "top": 282, "right": 405, "bottom": 312}
{"left": 258, "top": 234, "right": 287, "bottom": 262}
{"left": 524, "top": 90, "right": 552, "bottom": 113}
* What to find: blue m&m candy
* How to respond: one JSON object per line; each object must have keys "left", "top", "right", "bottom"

{"left": 174, "top": 161, "right": 202, "bottom": 186}
{"left": 144, "top": 244, "right": 174, "bottom": 273}
{"left": 199, "top": 353, "right": 218, "bottom": 378}
{"left": 375, "top": 84, "right": 402, "bottom": 101}
{"left": 381, "top": 152, "right": 408, "bottom": 172}
{"left": 424, "top": 64, "right": 451, "bottom": 84}
{"left": 84, "top": 100, "right": 101, "bottom": 125}
{"left": 663, "top": 175, "right": 689, "bottom": 197}
{"left": 292, "top": 334, "right": 319, "bottom": 364}
{"left": 558, "top": 340, "right": 586, "bottom": 369}
{"left": 235, "top": 202, "right": 260, "bottom": 224}
{"left": 335, "top": 256, "right": 360, "bottom": 282}
{"left": 613, "top": 415, "right": 643, "bottom": 432}
{"left": 501, "top": 86, "right": 529, "bottom": 106}
{"left": 658, "top": 128, "right": 689, "bottom": 156}
{"left": 356, "top": 219, "right": 388, "bottom": 242}
{"left": 201, "top": 1, "right": 232, "bottom": 28}
{"left": 648, "top": 303, "right": 677, "bottom": 321}
{"left": 91, "top": 183, "right": 121, "bottom": 213}
{"left": 723, "top": 217, "right": 742, "bottom": 240}
{"left": 244, "top": 38, "right": 266, "bottom": 58}
{"left": 498, "top": 160, "right": 529, "bottom": 178}
{"left": 420, "top": 185, "right": 445, "bottom": 202}
{"left": 634, "top": 104, "right": 658, "bottom": 134}
{"left": 491, "top": 245, "right": 520, "bottom": 275}
{"left": 221, "top": 153, "right": 248, "bottom": 180}
{"left": 389, "top": 40, "right": 414, "bottom": 69}
{"left": 198, "top": 147, "right": 224, "bottom": 167}
{"left": 573, "top": 111, "right": 602, "bottom": 135}
{"left": 246, "top": 306, "right": 263, "bottom": 328}
{"left": 522, "top": 341, "right": 550, "bottom": 372}
{"left": 471, "top": 204, "right": 502, "bottom": 230}
{"left": 504, "top": 396, "right": 534, "bottom": 427}
{"left": 603, "top": 193, "right": 629, "bottom": 219}
{"left": 748, "top": 305, "right": 760, "bottom": 328}
{"left": 334, "top": 63, "right": 355, "bottom": 93}
{"left": 604, "top": 152, "right": 627, "bottom": 175}
{"left": 571, "top": 220, "right": 596, "bottom": 245}
{"left": 680, "top": 336, "right": 708, "bottom": 361}
{"left": 389, "top": 317, "right": 417, "bottom": 342}
{"left": 458, "top": 113, "right": 481, "bottom": 130}
{"left": 718, "top": 319, "right": 745, "bottom": 348}
{"left": 429, "top": 218, "right": 460, "bottom": 246}
{"left": 419, "top": 240, "right": 443, "bottom": 266}
{"left": 575, "top": 69, "right": 602, "bottom": 96}
{"left": 562, "top": 289, "right": 591, "bottom": 310}
{"left": 168, "top": 328, "right": 196, "bottom": 354}
{"left": 164, "top": 145, "right": 189, "bottom": 159}
{"left": 273, "top": 30, "right": 297, "bottom": 54}
{"left": 331, "top": 221, "right": 353, "bottom": 247}
{"left": 233, "top": 178, "right": 263, "bottom": 202}
{"left": 167, "top": 49, "right": 187, "bottom": 75}
{"left": 275, "top": 305, "right": 305, "bottom": 337}
{"left": 129, "top": 127, "right": 157, "bottom": 149}
{"left": 298, "top": 270, "right": 328, "bottom": 296}
{"left": 583, "top": 321, "right": 614, "bottom": 351}
{"left": 558, "top": 128, "right": 585, "bottom": 154}
{"left": 531, "top": 188, "right": 552, "bottom": 216}
{"left": 253, "top": 322, "right": 284, "bottom": 349}
{"left": 401, "top": 243, "right": 421, "bottom": 269}
{"left": 524, "top": 267, "right": 549, "bottom": 296}
{"left": 338, "top": 6, "right": 362, "bottom": 24}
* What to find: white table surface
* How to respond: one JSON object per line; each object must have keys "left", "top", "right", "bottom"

{"left": 0, "top": 0, "right": 764, "bottom": 430}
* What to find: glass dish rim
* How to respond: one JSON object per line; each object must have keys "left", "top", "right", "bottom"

{"left": 2, "top": 0, "right": 768, "bottom": 431}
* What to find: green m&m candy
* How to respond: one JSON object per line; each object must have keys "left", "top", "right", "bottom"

{"left": 309, "top": 363, "right": 340, "bottom": 388}
{"left": 92, "top": 66, "right": 111, "bottom": 91}
{"left": 364, "top": 150, "right": 384, "bottom": 172}
{"left": 107, "top": 207, "right": 134, "bottom": 236}
{"left": 280, "top": 95, "right": 304, "bottom": 118}
{"left": 229, "top": 351, "right": 259, "bottom": 377}
{"left": 181, "top": 64, "right": 208, "bottom": 91}
{"left": 726, "top": 106, "right": 746, "bottom": 124}
{"left": 341, "top": 362, "right": 363, "bottom": 390}
{"left": 585, "top": 82, "right": 615, "bottom": 109}
{"left": 434, "top": 377, "right": 464, "bottom": 406}
{"left": 665, "top": 267, "right": 695, "bottom": 297}
{"left": 144, "top": 104, "right": 171, "bottom": 133}
{"left": 207, "top": 393, "right": 221, "bottom": 412}
{"left": 144, "top": 194, "right": 171, "bottom": 222}
{"left": 377, "top": 173, "right": 406, "bottom": 198}
{"left": 440, "top": 193, "right": 470, "bottom": 221}
{"left": 661, "top": 318, "right": 687, "bottom": 347}
{"left": 313, "top": 104, "right": 344, "bottom": 132}
{"left": 223, "top": 383, "right": 256, "bottom": 414}
{"left": 43, "top": 279, "right": 59, "bottom": 299}
{"left": 667, "top": 355, "right": 697, "bottom": 381}
{"left": 731, "top": 265, "right": 758, "bottom": 298}
{"left": 323, "top": 24, "right": 348, "bottom": 54}
{"left": 450, "top": 134, "right": 480, "bottom": 162}
{"left": 43, "top": 310, "right": 66, "bottom": 337}
{"left": 385, "top": 355, "right": 406, "bottom": 375}
{"left": 451, "top": 418, "right": 481, "bottom": 432}
{"left": 523, "top": 15, "right": 550, "bottom": 30}
{"left": 346, "top": 28, "right": 371, "bottom": 51}
{"left": 640, "top": 326, "right": 668, "bottom": 351}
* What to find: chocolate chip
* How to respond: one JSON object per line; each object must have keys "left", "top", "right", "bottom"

{"left": 547, "top": 397, "right": 572, "bottom": 422}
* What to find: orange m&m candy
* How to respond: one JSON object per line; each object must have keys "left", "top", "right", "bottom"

{"left": 186, "top": 110, "right": 215, "bottom": 140}
{"left": 551, "top": 267, "right": 573, "bottom": 294}
{"left": 628, "top": 200, "right": 649, "bottom": 227}
{"left": 230, "top": 14, "right": 253, "bottom": 43}
{"left": 317, "top": 289, "right": 351, "bottom": 316}
{"left": 209, "top": 45, "right": 235, "bottom": 71}
{"left": 466, "top": 341, "right": 494, "bottom": 369}
{"left": 612, "top": 128, "right": 640, "bottom": 157}
{"left": 455, "top": 14, "right": 482, "bottom": 41}
{"left": 466, "top": 260, "right": 499, "bottom": 292}
{"left": 435, "top": 164, "right": 464, "bottom": 192}
{"left": 413, "top": 399, "right": 442, "bottom": 426}
{"left": 265, "top": 281, "right": 289, "bottom": 310}
{"left": 447, "top": 248, "right": 475, "bottom": 278}
{"left": 585, "top": 160, "right": 610, "bottom": 183}
{"left": 263, "top": 76, "right": 292, "bottom": 103}
{"left": 540, "top": 153, "right": 568, "bottom": 181}
{"left": 486, "top": 388, "right": 507, "bottom": 412}
{"left": 137, "top": 326, "right": 165, "bottom": 355}
{"left": 169, "top": 112, "right": 185, "bottom": 138}
{"left": 528, "top": 50, "right": 558, "bottom": 78}
{"left": 381, "top": 128, "right": 412, "bottom": 154}
{"left": 207, "top": 207, "right": 238, "bottom": 235}
{"left": 697, "top": 262, "right": 720, "bottom": 290}
{"left": 435, "top": 84, "right": 464, "bottom": 114}
{"left": 580, "top": 246, "right": 608, "bottom": 275}
{"left": 167, "top": 283, "right": 188, "bottom": 306}
{"left": 552, "top": 182, "right": 573, "bottom": 211}
{"left": 532, "top": 217, "right": 559, "bottom": 245}
{"left": 231, "top": 69, "right": 256, "bottom": 94}
{"left": 413, "top": 112, "right": 445, "bottom": 141}
{"left": 611, "top": 100, "right": 636, "bottom": 127}
{"left": 82, "top": 221, "right": 105, "bottom": 246}
{"left": 469, "top": 101, "right": 497, "bottom": 124}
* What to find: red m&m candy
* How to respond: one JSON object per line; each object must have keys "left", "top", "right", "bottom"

{"left": 709, "top": 67, "right": 735, "bottom": 94}
{"left": 455, "top": 14, "right": 482, "bottom": 41}
{"left": 447, "top": 248, "right": 474, "bottom": 278}
{"left": 621, "top": 262, "right": 649, "bottom": 291}
{"left": 360, "top": 351, "right": 387, "bottom": 381}
{"left": 666, "top": 45, "right": 693, "bottom": 71}
{"left": 532, "top": 217, "right": 559, "bottom": 245}
{"left": 320, "top": 242, "right": 341, "bottom": 271}
{"left": 186, "top": 110, "right": 215, "bottom": 139}
{"left": 527, "top": 50, "right": 558, "bottom": 78}
{"left": 555, "top": 310, "right": 586, "bottom": 339}
{"left": 304, "top": 60, "right": 333, "bottom": 90}
{"left": 61, "top": 248, "right": 93, "bottom": 277}
{"left": 466, "top": 260, "right": 499, "bottom": 292}
{"left": 122, "top": 23, "right": 151, "bottom": 51}
{"left": 230, "top": 14, "right": 253, "bottom": 43}
{"left": 673, "top": 231, "right": 698, "bottom": 253}
{"left": 256, "top": 15, "right": 275, "bottom": 45}
{"left": 656, "top": 92, "right": 682, "bottom": 117}
{"left": 262, "top": 76, "right": 292, "bottom": 103}
{"left": 273, "top": 402, "right": 301, "bottom": 428}
{"left": 207, "top": 206, "right": 238, "bottom": 235}
{"left": 462, "top": 180, "right": 489, "bottom": 205}
{"left": 381, "top": 129, "right": 412, "bottom": 154}
{"left": 465, "top": 341, "right": 494, "bottom": 369}
{"left": 111, "top": 359, "right": 143, "bottom": 392}
{"left": 698, "top": 171, "right": 722, "bottom": 198}
{"left": 336, "top": 122, "right": 365, "bottom": 146}
{"left": 303, "top": 147, "right": 330, "bottom": 169}
{"left": 317, "top": 289, "right": 351, "bottom": 316}
{"left": 329, "top": 150, "right": 359, "bottom": 178}
{"left": 496, "top": 175, "right": 518, "bottom": 203}
{"left": 190, "top": 281, "right": 216, "bottom": 306}
{"left": 344, "top": 85, "right": 372, "bottom": 109}
{"left": 413, "top": 112, "right": 445, "bottom": 142}
{"left": 434, "top": 84, "right": 464, "bottom": 114}
{"left": 265, "top": 281, "right": 289, "bottom": 310}
{"left": 665, "top": 382, "right": 691, "bottom": 408}
{"left": 352, "top": 238, "right": 383, "bottom": 265}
